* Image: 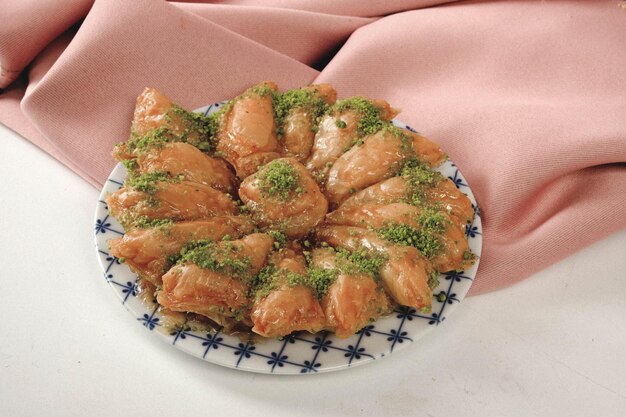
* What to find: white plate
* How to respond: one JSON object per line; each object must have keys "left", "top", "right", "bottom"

{"left": 94, "top": 102, "right": 482, "bottom": 374}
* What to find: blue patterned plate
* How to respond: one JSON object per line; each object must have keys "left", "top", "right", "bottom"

{"left": 94, "top": 102, "right": 482, "bottom": 374}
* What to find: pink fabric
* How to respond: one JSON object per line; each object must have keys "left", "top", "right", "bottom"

{"left": 1, "top": 0, "right": 625, "bottom": 295}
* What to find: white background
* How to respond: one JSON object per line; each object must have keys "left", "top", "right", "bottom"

{"left": 1, "top": 123, "right": 625, "bottom": 417}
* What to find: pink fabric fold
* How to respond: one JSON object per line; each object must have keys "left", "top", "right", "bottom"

{"left": 0, "top": 0, "right": 93, "bottom": 87}
{"left": 1, "top": 0, "right": 625, "bottom": 294}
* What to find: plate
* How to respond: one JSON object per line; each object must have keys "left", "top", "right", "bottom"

{"left": 94, "top": 102, "right": 482, "bottom": 374}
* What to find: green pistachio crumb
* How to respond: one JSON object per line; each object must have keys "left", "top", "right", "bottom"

{"left": 332, "top": 97, "right": 386, "bottom": 136}
{"left": 428, "top": 271, "right": 440, "bottom": 290}
{"left": 249, "top": 83, "right": 274, "bottom": 97}
{"left": 126, "top": 171, "right": 175, "bottom": 194}
{"left": 418, "top": 207, "right": 448, "bottom": 235}
{"left": 300, "top": 267, "right": 340, "bottom": 298}
{"left": 377, "top": 222, "right": 443, "bottom": 259}
{"left": 125, "top": 105, "right": 217, "bottom": 156}
{"left": 252, "top": 265, "right": 279, "bottom": 299}
{"left": 169, "top": 105, "right": 217, "bottom": 148}
{"left": 267, "top": 230, "right": 287, "bottom": 249}
{"left": 399, "top": 159, "right": 444, "bottom": 206}
{"left": 125, "top": 127, "right": 173, "bottom": 155}
{"left": 272, "top": 87, "right": 330, "bottom": 137}
{"left": 135, "top": 217, "right": 174, "bottom": 229}
{"left": 335, "top": 247, "right": 386, "bottom": 280}
{"left": 256, "top": 160, "right": 303, "bottom": 200}
{"left": 121, "top": 158, "right": 138, "bottom": 174}
{"left": 178, "top": 239, "right": 253, "bottom": 282}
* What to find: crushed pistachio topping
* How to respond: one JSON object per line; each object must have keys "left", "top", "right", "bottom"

{"left": 165, "top": 253, "right": 182, "bottom": 270}
{"left": 428, "top": 271, "right": 440, "bottom": 290}
{"left": 123, "top": 127, "right": 173, "bottom": 155}
{"left": 377, "top": 222, "right": 441, "bottom": 258}
{"left": 376, "top": 208, "right": 449, "bottom": 259}
{"left": 379, "top": 124, "right": 417, "bottom": 159}
{"left": 418, "top": 207, "right": 448, "bottom": 234}
{"left": 256, "top": 160, "right": 303, "bottom": 200}
{"left": 300, "top": 247, "right": 386, "bottom": 298}
{"left": 179, "top": 239, "right": 253, "bottom": 282}
{"left": 251, "top": 245, "right": 386, "bottom": 300}
{"left": 126, "top": 171, "right": 175, "bottom": 194}
{"left": 248, "top": 83, "right": 274, "bottom": 97}
{"left": 334, "top": 247, "right": 386, "bottom": 280}
{"left": 122, "top": 106, "right": 216, "bottom": 157}
{"left": 400, "top": 158, "right": 443, "bottom": 206}
{"left": 252, "top": 264, "right": 280, "bottom": 299}
{"left": 462, "top": 250, "right": 477, "bottom": 265}
{"left": 134, "top": 217, "right": 174, "bottom": 229}
{"left": 272, "top": 88, "right": 330, "bottom": 137}
{"left": 332, "top": 97, "right": 386, "bottom": 136}
{"left": 297, "top": 267, "right": 340, "bottom": 299}
{"left": 121, "top": 158, "right": 138, "bottom": 174}
{"left": 207, "top": 100, "right": 233, "bottom": 125}
{"left": 267, "top": 230, "right": 288, "bottom": 249}
{"left": 168, "top": 105, "right": 216, "bottom": 150}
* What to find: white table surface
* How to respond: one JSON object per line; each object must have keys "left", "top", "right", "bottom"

{"left": 1, "top": 122, "right": 624, "bottom": 417}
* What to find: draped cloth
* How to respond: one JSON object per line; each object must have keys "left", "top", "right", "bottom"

{"left": 1, "top": 0, "right": 625, "bottom": 294}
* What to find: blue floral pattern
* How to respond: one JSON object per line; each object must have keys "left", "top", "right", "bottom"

{"left": 93, "top": 105, "right": 483, "bottom": 374}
